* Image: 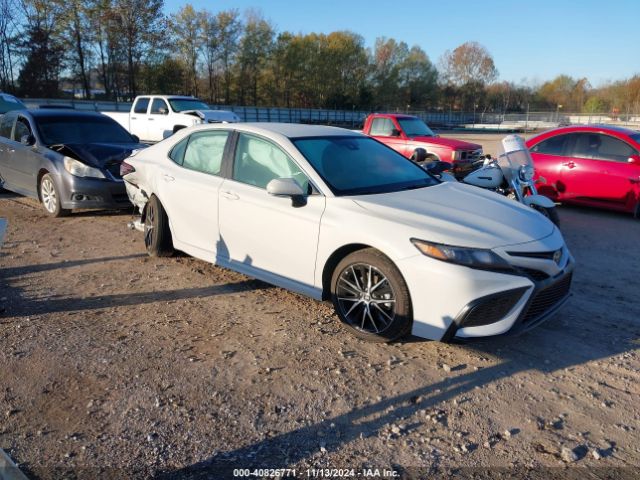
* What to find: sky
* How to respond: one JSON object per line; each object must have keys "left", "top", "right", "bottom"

{"left": 164, "top": 0, "right": 639, "bottom": 87}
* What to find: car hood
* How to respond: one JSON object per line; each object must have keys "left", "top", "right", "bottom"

{"left": 409, "top": 136, "right": 481, "bottom": 151}
{"left": 350, "top": 182, "right": 555, "bottom": 249}
{"left": 54, "top": 142, "right": 146, "bottom": 168}
{"left": 182, "top": 109, "right": 240, "bottom": 123}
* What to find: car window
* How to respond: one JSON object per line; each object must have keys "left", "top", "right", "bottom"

{"left": 182, "top": 130, "right": 229, "bottom": 175}
{"left": 0, "top": 112, "right": 16, "bottom": 138}
{"left": 530, "top": 134, "right": 568, "bottom": 156}
{"left": 233, "top": 133, "right": 309, "bottom": 191}
{"left": 571, "top": 133, "right": 636, "bottom": 162}
{"left": 369, "top": 118, "right": 395, "bottom": 136}
{"left": 133, "top": 97, "right": 150, "bottom": 114}
{"left": 12, "top": 117, "right": 32, "bottom": 142}
{"left": 169, "top": 137, "right": 188, "bottom": 165}
{"left": 150, "top": 98, "right": 169, "bottom": 115}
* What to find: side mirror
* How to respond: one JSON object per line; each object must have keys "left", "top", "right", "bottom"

{"left": 266, "top": 178, "right": 306, "bottom": 207}
{"left": 628, "top": 154, "right": 640, "bottom": 165}
{"left": 425, "top": 161, "right": 453, "bottom": 176}
{"left": 131, "top": 134, "right": 140, "bottom": 143}
{"left": 412, "top": 148, "right": 428, "bottom": 163}
{"left": 390, "top": 128, "right": 401, "bottom": 137}
{"left": 20, "top": 134, "right": 35, "bottom": 146}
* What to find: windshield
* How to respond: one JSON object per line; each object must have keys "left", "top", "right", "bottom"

{"left": 292, "top": 136, "right": 438, "bottom": 196}
{"left": 168, "top": 98, "right": 211, "bottom": 112}
{"left": 36, "top": 115, "right": 136, "bottom": 145}
{"left": 497, "top": 135, "right": 533, "bottom": 182}
{"left": 397, "top": 117, "right": 435, "bottom": 137}
{"left": 0, "top": 94, "right": 26, "bottom": 114}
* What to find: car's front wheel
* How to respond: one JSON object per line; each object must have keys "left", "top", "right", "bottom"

{"left": 144, "top": 195, "right": 174, "bottom": 257}
{"left": 39, "top": 173, "right": 70, "bottom": 217}
{"left": 331, "top": 248, "right": 412, "bottom": 342}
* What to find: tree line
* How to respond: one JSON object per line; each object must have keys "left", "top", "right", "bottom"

{"left": 1, "top": 0, "right": 639, "bottom": 114}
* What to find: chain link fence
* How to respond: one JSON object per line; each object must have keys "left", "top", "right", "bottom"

{"left": 22, "top": 98, "right": 640, "bottom": 131}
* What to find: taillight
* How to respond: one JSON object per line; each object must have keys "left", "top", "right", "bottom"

{"left": 120, "top": 161, "right": 135, "bottom": 176}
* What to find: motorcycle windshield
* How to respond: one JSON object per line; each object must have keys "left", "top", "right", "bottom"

{"left": 496, "top": 135, "right": 533, "bottom": 183}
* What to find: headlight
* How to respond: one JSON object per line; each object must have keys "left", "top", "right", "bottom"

{"left": 451, "top": 151, "right": 461, "bottom": 161}
{"left": 519, "top": 165, "right": 535, "bottom": 182}
{"left": 411, "top": 238, "right": 512, "bottom": 271}
{"left": 63, "top": 157, "right": 105, "bottom": 179}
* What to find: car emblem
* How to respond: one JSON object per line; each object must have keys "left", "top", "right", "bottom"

{"left": 553, "top": 249, "right": 562, "bottom": 265}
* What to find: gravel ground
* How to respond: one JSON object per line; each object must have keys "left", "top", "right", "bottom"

{"left": 1, "top": 133, "right": 639, "bottom": 479}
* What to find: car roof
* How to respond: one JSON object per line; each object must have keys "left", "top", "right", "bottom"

{"left": 527, "top": 124, "right": 640, "bottom": 145}
{"left": 23, "top": 109, "right": 112, "bottom": 119}
{"left": 194, "top": 122, "right": 362, "bottom": 139}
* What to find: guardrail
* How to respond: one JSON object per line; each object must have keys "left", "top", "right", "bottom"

{"left": 19, "top": 98, "right": 640, "bottom": 130}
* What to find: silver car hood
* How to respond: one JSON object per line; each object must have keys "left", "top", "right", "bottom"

{"left": 351, "top": 182, "right": 555, "bottom": 249}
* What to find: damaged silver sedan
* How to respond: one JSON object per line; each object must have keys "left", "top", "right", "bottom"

{"left": 0, "top": 109, "right": 146, "bottom": 216}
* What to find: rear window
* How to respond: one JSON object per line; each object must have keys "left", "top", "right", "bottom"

{"left": 133, "top": 98, "right": 150, "bottom": 114}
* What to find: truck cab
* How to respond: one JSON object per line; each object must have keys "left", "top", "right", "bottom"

{"left": 362, "top": 113, "right": 483, "bottom": 175}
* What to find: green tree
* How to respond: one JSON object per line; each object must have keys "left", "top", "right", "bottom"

{"left": 170, "top": 4, "right": 203, "bottom": 96}
{"left": 236, "top": 10, "right": 274, "bottom": 105}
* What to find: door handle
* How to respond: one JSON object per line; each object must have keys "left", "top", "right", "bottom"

{"left": 221, "top": 190, "right": 239, "bottom": 200}
{"left": 562, "top": 161, "right": 576, "bottom": 168}
{"left": 630, "top": 177, "right": 640, "bottom": 184}
{"left": 131, "top": 116, "right": 137, "bottom": 120}
{"left": 148, "top": 118, "right": 154, "bottom": 121}
{"left": 163, "top": 174, "right": 175, "bottom": 182}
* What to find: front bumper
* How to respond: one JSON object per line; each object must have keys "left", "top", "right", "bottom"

{"left": 398, "top": 229, "right": 574, "bottom": 341}
{"left": 58, "top": 173, "right": 131, "bottom": 210}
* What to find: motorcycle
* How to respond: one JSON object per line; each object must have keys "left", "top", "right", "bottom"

{"left": 422, "top": 135, "right": 560, "bottom": 226}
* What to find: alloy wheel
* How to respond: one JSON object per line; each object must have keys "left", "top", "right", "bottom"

{"left": 144, "top": 203, "right": 155, "bottom": 248}
{"left": 336, "top": 263, "right": 396, "bottom": 334}
{"left": 41, "top": 177, "right": 57, "bottom": 213}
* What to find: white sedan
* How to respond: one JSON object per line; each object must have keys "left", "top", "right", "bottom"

{"left": 122, "top": 123, "right": 574, "bottom": 342}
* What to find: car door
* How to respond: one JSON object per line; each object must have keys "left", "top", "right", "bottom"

{"left": 369, "top": 117, "right": 408, "bottom": 157}
{"left": 0, "top": 112, "right": 18, "bottom": 187}
{"left": 130, "top": 97, "right": 150, "bottom": 140}
{"left": 7, "top": 115, "right": 40, "bottom": 193}
{"left": 529, "top": 133, "right": 571, "bottom": 200}
{"left": 561, "top": 133, "right": 638, "bottom": 205}
{"left": 217, "top": 132, "right": 325, "bottom": 288}
{"left": 148, "top": 98, "right": 172, "bottom": 142}
{"left": 157, "top": 130, "right": 230, "bottom": 257}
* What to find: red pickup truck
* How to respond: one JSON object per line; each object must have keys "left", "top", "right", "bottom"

{"left": 362, "top": 113, "right": 483, "bottom": 174}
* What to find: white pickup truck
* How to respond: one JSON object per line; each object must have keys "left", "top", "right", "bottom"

{"left": 103, "top": 95, "right": 241, "bottom": 143}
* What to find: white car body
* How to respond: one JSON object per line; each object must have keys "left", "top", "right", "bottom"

{"left": 103, "top": 95, "right": 240, "bottom": 143}
{"left": 123, "top": 123, "right": 574, "bottom": 341}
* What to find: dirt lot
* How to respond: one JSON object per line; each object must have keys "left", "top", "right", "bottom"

{"left": 1, "top": 133, "right": 640, "bottom": 479}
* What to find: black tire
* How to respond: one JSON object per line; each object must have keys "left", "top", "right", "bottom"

{"left": 144, "top": 195, "right": 174, "bottom": 257}
{"left": 330, "top": 248, "right": 412, "bottom": 342}
{"left": 533, "top": 205, "right": 560, "bottom": 227}
{"left": 39, "top": 173, "right": 70, "bottom": 217}
{"left": 634, "top": 202, "right": 640, "bottom": 219}
{"left": 173, "top": 125, "right": 186, "bottom": 133}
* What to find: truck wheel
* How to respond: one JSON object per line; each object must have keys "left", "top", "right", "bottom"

{"left": 144, "top": 195, "right": 174, "bottom": 257}
{"left": 331, "top": 248, "right": 412, "bottom": 342}
{"left": 634, "top": 202, "right": 640, "bottom": 219}
{"left": 173, "top": 125, "right": 186, "bottom": 133}
{"left": 39, "top": 173, "right": 70, "bottom": 217}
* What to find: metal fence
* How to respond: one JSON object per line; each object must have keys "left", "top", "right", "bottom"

{"left": 22, "top": 98, "right": 640, "bottom": 130}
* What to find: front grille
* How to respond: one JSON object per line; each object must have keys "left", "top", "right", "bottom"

{"left": 460, "top": 149, "right": 483, "bottom": 161}
{"left": 459, "top": 287, "right": 527, "bottom": 328}
{"left": 518, "top": 268, "right": 550, "bottom": 281}
{"left": 105, "top": 161, "right": 123, "bottom": 179}
{"left": 507, "top": 250, "right": 556, "bottom": 260}
{"left": 522, "top": 273, "right": 572, "bottom": 324}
